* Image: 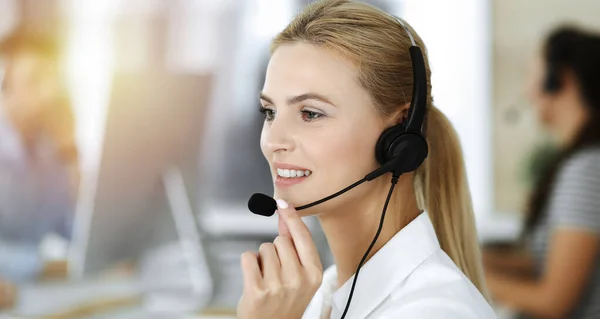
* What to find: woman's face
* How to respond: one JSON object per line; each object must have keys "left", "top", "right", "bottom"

{"left": 524, "top": 54, "right": 556, "bottom": 129}
{"left": 260, "top": 42, "right": 393, "bottom": 215}
{"left": 523, "top": 52, "right": 583, "bottom": 140}
{"left": 1, "top": 51, "right": 58, "bottom": 132}
{"left": 524, "top": 52, "right": 591, "bottom": 147}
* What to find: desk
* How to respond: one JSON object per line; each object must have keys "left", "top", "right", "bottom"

{"left": 79, "top": 306, "right": 236, "bottom": 319}
{"left": 476, "top": 212, "right": 522, "bottom": 244}
{"left": 0, "top": 277, "right": 236, "bottom": 319}
{"left": 0, "top": 277, "right": 517, "bottom": 319}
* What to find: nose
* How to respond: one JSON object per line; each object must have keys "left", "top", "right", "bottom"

{"left": 262, "top": 114, "right": 296, "bottom": 155}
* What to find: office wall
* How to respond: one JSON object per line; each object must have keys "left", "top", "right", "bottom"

{"left": 402, "top": 0, "right": 493, "bottom": 223}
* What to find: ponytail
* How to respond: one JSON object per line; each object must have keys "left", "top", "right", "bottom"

{"left": 414, "top": 105, "right": 488, "bottom": 297}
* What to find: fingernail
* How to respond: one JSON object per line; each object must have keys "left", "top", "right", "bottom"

{"left": 276, "top": 199, "right": 288, "bottom": 209}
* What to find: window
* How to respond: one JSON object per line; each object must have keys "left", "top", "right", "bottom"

{"left": 401, "top": 0, "right": 494, "bottom": 224}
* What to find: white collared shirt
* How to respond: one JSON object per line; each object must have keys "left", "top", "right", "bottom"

{"left": 302, "top": 211, "right": 497, "bottom": 319}
{"left": 0, "top": 107, "right": 74, "bottom": 282}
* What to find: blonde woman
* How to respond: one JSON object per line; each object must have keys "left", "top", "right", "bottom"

{"left": 0, "top": 29, "right": 78, "bottom": 307}
{"left": 237, "top": 1, "right": 495, "bottom": 318}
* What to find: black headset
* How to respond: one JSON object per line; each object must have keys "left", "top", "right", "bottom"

{"left": 373, "top": 17, "right": 429, "bottom": 178}
{"left": 338, "top": 17, "right": 429, "bottom": 319}
{"left": 543, "top": 52, "right": 562, "bottom": 93}
{"left": 543, "top": 34, "right": 569, "bottom": 94}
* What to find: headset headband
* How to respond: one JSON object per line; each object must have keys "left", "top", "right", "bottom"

{"left": 393, "top": 16, "right": 427, "bottom": 135}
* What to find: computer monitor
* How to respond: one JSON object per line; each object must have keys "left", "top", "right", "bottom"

{"left": 67, "top": 71, "right": 213, "bottom": 287}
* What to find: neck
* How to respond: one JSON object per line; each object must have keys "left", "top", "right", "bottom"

{"left": 18, "top": 125, "right": 42, "bottom": 156}
{"left": 317, "top": 174, "right": 419, "bottom": 289}
{"left": 556, "top": 91, "right": 592, "bottom": 148}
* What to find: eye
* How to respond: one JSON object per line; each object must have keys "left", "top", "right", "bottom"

{"left": 259, "top": 106, "right": 275, "bottom": 122}
{"left": 301, "top": 109, "right": 325, "bottom": 122}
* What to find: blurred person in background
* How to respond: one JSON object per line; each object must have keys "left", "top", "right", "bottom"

{"left": 484, "top": 25, "right": 600, "bottom": 319}
{"left": 0, "top": 29, "right": 79, "bottom": 308}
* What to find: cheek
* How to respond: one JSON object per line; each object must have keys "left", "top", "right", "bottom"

{"left": 291, "top": 124, "right": 381, "bottom": 213}
{"left": 537, "top": 104, "right": 551, "bottom": 124}
{"left": 39, "top": 80, "right": 59, "bottom": 103}
{"left": 259, "top": 125, "right": 268, "bottom": 159}
{"left": 532, "top": 96, "right": 555, "bottom": 126}
{"left": 312, "top": 125, "right": 380, "bottom": 178}
{"left": 525, "top": 81, "right": 553, "bottom": 125}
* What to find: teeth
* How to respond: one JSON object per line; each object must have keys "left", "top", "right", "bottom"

{"left": 277, "top": 168, "right": 312, "bottom": 178}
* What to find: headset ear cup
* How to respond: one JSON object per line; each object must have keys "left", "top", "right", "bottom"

{"left": 389, "top": 133, "right": 428, "bottom": 173}
{"left": 543, "top": 56, "right": 561, "bottom": 93}
{"left": 544, "top": 73, "right": 561, "bottom": 93}
{"left": 375, "top": 124, "right": 405, "bottom": 166}
{"left": 375, "top": 124, "right": 428, "bottom": 174}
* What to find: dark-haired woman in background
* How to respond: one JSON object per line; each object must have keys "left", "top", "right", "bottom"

{"left": 484, "top": 26, "right": 600, "bottom": 319}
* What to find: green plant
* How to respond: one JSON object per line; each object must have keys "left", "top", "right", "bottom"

{"left": 521, "top": 140, "right": 560, "bottom": 189}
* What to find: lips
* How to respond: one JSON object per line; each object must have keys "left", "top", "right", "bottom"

{"left": 275, "top": 174, "right": 310, "bottom": 187}
{"left": 273, "top": 162, "right": 312, "bottom": 188}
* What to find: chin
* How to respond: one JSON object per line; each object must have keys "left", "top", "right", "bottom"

{"left": 272, "top": 189, "right": 300, "bottom": 206}
{"left": 272, "top": 188, "right": 312, "bottom": 213}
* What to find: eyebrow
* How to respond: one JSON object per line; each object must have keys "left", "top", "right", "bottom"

{"left": 260, "top": 92, "right": 337, "bottom": 107}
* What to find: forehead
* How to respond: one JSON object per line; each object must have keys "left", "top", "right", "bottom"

{"left": 524, "top": 52, "right": 546, "bottom": 85}
{"left": 263, "top": 42, "right": 366, "bottom": 102}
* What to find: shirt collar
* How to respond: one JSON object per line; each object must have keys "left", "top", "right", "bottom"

{"left": 330, "top": 211, "right": 441, "bottom": 319}
{"left": 0, "top": 105, "right": 57, "bottom": 166}
{"left": 0, "top": 106, "right": 26, "bottom": 164}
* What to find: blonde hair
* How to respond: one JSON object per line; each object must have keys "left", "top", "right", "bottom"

{"left": 271, "top": 0, "right": 488, "bottom": 296}
{"left": 0, "top": 28, "right": 78, "bottom": 166}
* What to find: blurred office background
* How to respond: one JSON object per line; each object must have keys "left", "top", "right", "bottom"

{"left": 0, "top": 0, "right": 599, "bottom": 318}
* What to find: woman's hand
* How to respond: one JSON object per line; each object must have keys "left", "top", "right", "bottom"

{"left": 237, "top": 199, "right": 323, "bottom": 319}
{"left": 0, "top": 277, "right": 16, "bottom": 309}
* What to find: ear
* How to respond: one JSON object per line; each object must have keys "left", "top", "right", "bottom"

{"left": 561, "top": 69, "right": 579, "bottom": 91}
{"left": 392, "top": 103, "right": 411, "bottom": 125}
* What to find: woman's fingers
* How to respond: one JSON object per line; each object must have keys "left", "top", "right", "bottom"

{"left": 240, "top": 251, "right": 262, "bottom": 291}
{"left": 258, "top": 243, "right": 281, "bottom": 285}
{"left": 278, "top": 213, "right": 291, "bottom": 238}
{"left": 273, "top": 235, "right": 301, "bottom": 277}
{"left": 241, "top": 199, "right": 323, "bottom": 299}
{"left": 275, "top": 199, "right": 322, "bottom": 272}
